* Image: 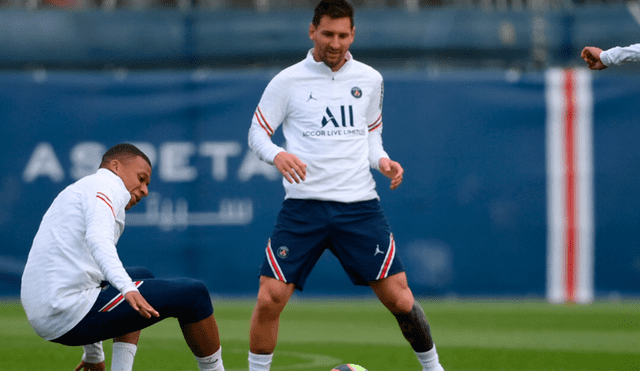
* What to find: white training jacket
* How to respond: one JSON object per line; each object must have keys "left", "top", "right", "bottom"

{"left": 21, "top": 168, "right": 138, "bottom": 341}
{"left": 249, "top": 50, "right": 389, "bottom": 203}
{"left": 600, "top": 43, "right": 640, "bottom": 66}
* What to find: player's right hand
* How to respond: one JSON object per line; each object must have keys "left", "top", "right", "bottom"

{"left": 74, "top": 361, "right": 105, "bottom": 371}
{"left": 274, "top": 151, "right": 307, "bottom": 184}
{"left": 124, "top": 291, "right": 160, "bottom": 319}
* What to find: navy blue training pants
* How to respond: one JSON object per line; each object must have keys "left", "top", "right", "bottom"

{"left": 53, "top": 267, "right": 213, "bottom": 346}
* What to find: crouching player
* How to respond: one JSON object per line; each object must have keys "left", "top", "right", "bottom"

{"left": 20, "top": 144, "right": 225, "bottom": 371}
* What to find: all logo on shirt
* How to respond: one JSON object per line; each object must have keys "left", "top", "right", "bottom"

{"left": 321, "top": 106, "right": 354, "bottom": 128}
{"left": 303, "top": 105, "right": 365, "bottom": 137}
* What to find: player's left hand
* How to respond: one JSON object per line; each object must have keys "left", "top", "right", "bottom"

{"left": 581, "top": 47, "right": 607, "bottom": 70}
{"left": 74, "top": 361, "right": 105, "bottom": 371}
{"left": 379, "top": 158, "right": 403, "bottom": 190}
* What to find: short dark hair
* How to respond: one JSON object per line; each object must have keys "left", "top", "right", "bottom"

{"left": 312, "top": 0, "right": 354, "bottom": 28}
{"left": 100, "top": 143, "right": 151, "bottom": 169}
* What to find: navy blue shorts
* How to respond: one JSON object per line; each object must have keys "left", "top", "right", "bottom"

{"left": 52, "top": 267, "right": 213, "bottom": 346}
{"left": 260, "top": 199, "right": 404, "bottom": 290}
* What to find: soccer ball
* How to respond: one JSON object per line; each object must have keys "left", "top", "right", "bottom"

{"left": 331, "top": 364, "right": 368, "bottom": 371}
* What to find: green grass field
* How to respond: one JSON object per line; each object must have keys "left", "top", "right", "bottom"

{"left": 1, "top": 297, "right": 638, "bottom": 371}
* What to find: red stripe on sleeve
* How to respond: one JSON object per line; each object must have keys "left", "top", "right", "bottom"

{"left": 97, "top": 192, "right": 112, "bottom": 204}
{"left": 368, "top": 115, "right": 382, "bottom": 131}
{"left": 97, "top": 195, "right": 116, "bottom": 219}
{"left": 256, "top": 107, "right": 274, "bottom": 136}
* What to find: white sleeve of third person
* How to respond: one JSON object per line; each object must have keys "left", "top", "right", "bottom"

{"left": 367, "top": 76, "right": 389, "bottom": 171}
{"left": 249, "top": 74, "right": 289, "bottom": 164}
{"left": 600, "top": 43, "right": 640, "bottom": 66}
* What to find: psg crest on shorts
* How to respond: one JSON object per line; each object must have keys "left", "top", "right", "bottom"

{"left": 277, "top": 246, "right": 290, "bottom": 259}
{"left": 351, "top": 87, "right": 362, "bottom": 98}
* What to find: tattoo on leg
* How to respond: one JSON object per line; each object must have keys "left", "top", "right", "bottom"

{"left": 393, "top": 302, "right": 434, "bottom": 353}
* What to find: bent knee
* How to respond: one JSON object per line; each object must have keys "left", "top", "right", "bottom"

{"left": 255, "top": 279, "right": 293, "bottom": 313}
{"left": 381, "top": 288, "right": 415, "bottom": 314}
{"left": 256, "top": 288, "right": 288, "bottom": 310}
{"left": 172, "top": 278, "right": 213, "bottom": 322}
{"left": 388, "top": 297, "right": 415, "bottom": 314}
{"left": 186, "top": 278, "right": 209, "bottom": 297}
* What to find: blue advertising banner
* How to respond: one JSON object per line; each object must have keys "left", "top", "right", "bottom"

{"left": 1, "top": 69, "right": 639, "bottom": 298}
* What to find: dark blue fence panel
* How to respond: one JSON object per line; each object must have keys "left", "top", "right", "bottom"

{"left": 1, "top": 69, "right": 639, "bottom": 298}
{"left": 591, "top": 74, "right": 640, "bottom": 297}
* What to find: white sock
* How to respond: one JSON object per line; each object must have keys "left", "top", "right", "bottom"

{"left": 248, "top": 352, "right": 273, "bottom": 371}
{"left": 195, "top": 347, "right": 224, "bottom": 371}
{"left": 416, "top": 345, "right": 444, "bottom": 371}
{"left": 111, "top": 342, "right": 137, "bottom": 371}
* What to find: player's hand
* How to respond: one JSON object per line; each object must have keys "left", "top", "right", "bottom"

{"left": 581, "top": 47, "right": 607, "bottom": 70}
{"left": 274, "top": 151, "right": 307, "bottom": 184}
{"left": 124, "top": 291, "right": 159, "bottom": 319}
{"left": 379, "top": 158, "right": 403, "bottom": 190}
{"left": 74, "top": 361, "right": 105, "bottom": 371}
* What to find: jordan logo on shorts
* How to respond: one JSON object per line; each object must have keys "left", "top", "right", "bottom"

{"left": 374, "top": 245, "right": 384, "bottom": 256}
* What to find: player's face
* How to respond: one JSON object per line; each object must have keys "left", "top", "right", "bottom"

{"left": 112, "top": 155, "right": 152, "bottom": 210}
{"left": 309, "top": 15, "right": 354, "bottom": 71}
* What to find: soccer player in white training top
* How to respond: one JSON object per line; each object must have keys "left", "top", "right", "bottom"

{"left": 247, "top": 1, "right": 445, "bottom": 370}
{"left": 21, "top": 143, "right": 226, "bottom": 371}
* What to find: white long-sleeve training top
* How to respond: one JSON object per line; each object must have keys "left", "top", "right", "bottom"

{"left": 249, "top": 50, "right": 389, "bottom": 203}
{"left": 21, "top": 168, "right": 138, "bottom": 341}
{"left": 600, "top": 43, "right": 640, "bottom": 66}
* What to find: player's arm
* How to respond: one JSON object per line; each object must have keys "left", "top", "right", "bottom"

{"left": 600, "top": 43, "right": 640, "bottom": 66}
{"left": 368, "top": 127, "right": 403, "bottom": 189}
{"left": 366, "top": 76, "right": 389, "bottom": 172}
{"left": 366, "top": 76, "right": 403, "bottom": 189}
{"left": 249, "top": 74, "right": 306, "bottom": 183}
{"left": 84, "top": 186, "right": 158, "bottom": 318}
{"left": 582, "top": 43, "right": 640, "bottom": 69}
{"left": 250, "top": 110, "right": 307, "bottom": 183}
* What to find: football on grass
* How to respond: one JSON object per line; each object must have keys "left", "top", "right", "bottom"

{"left": 331, "top": 364, "right": 368, "bottom": 371}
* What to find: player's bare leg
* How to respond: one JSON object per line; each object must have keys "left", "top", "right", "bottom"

{"left": 370, "top": 272, "right": 415, "bottom": 314}
{"left": 180, "top": 315, "right": 222, "bottom": 357}
{"left": 114, "top": 331, "right": 141, "bottom": 345}
{"left": 370, "top": 272, "right": 444, "bottom": 371}
{"left": 180, "top": 314, "right": 225, "bottom": 370}
{"left": 248, "top": 276, "right": 295, "bottom": 371}
{"left": 250, "top": 276, "right": 295, "bottom": 353}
